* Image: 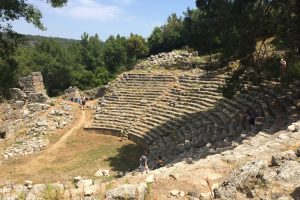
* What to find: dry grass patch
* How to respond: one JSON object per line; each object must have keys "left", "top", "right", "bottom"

{"left": 0, "top": 132, "right": 142, "bottom": 185}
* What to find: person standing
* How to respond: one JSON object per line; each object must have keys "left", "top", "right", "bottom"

{"left": 280, "top": 58, "right": 287, "bottom": 74}
{"left": 139, "top": 150, "right": 149, "bottom": 174}
{"left": 81, "top": 97, "right": 86, "bottom": 109}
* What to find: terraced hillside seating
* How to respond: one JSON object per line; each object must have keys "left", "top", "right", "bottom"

{"left": 88, "top": 70, "right": 300, "bottom": 160}
{"left": 88, "top": 73, "right": 176, "bottom": 146}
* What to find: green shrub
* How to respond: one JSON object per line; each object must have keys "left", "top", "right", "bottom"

{"left": 16, "top": 191, "right": 26, "bottom": 200}
{"left": 40, "top": 185, "right": 64, "bottom": 200}
{"left": 145, "top": 183, "right": 153, "bottom": 200}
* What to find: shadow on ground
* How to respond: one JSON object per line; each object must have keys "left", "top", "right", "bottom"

{"left": 105, "top": 143, "right": 143, "bottom": 172}
{"left": 290, "top": 187, "right": 300, "bottom": 200}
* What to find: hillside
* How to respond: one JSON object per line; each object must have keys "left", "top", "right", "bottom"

{"left": 21, "top": 34, "right": 79, "bottom": 47}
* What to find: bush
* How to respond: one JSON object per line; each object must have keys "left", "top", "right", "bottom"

{"left": 284, "top": 59, "right": 300, "bottom": 83}
{"left": 41, "top": 185, "right": 64, "bottom": 200}
{"left": 0, "top": 95, "right": 5, "bottom": 103}
{"left": 16, "top": 191, "right": 26, "bottom": 200}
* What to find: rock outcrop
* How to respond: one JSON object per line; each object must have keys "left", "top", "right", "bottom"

{"left": 135, "top": 50, "right": 201, "bottom": 69}
{"left": 0, "top": 72, "right": 50, "bottom": 139}
{"left": 105, "top": 183, "right": 147, "bottom": 200}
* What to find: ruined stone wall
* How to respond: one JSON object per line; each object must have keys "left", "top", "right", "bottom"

{"left": 18, "top": 72, "right": 46, "bottom": 94}
{"left": 10, "top": 72, "right": 49, "bottom": 103}
{"left": 0, "top": 72, "right": 50, "bottom": 139}
{"left": 0, "top": 102, "right": 25, "bottom": 139}
{"left": 62, "top": 86, "right": 81, "bottom": 100}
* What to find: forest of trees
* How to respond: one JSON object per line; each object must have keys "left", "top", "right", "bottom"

{"left": 1, "top": 0, "right": 300, "bottom": 97}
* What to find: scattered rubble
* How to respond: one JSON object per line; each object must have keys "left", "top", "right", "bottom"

{"left": 135, "top": 50, "right": 201, "bottom": 69}
{"left": 0, "top": 103, "right": 74, "bottom": 164}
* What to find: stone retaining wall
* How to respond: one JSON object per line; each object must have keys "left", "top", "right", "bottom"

{"left": 18, "top": 72, "right": 46, "bottom": 94}
{"left": 0, "top": 72, "right": 50, "bottom": 139}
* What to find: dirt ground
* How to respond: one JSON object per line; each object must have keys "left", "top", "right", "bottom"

{"left": 0, "top": 100, "right": 143, "bottom": 186}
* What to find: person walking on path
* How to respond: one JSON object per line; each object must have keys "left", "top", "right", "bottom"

{"left": 81, "top": 96, "right": 86, "bottom": 109}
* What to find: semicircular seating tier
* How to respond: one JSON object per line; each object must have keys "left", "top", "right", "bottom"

{"left": 88, "top": 70, "right": 299, "bottom": 158}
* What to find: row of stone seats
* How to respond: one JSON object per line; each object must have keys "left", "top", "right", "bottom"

{"left": 89, "top": 73, "right": 177, "bottom": 140}
{"left": 126, "top": 73, "right": 232, "bottom": 154}
{"left": 241, "top": 84, "right": 299, "bottom": 130}
{"left": 89, "top": 70, "right": 299, "bottom": 158}
{"left": 127, "top": 79, "right": 297, "bottom": 157}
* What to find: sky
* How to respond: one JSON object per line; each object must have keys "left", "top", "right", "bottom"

{"left": 12, "top": 0, "right": 196, "bottom": 40}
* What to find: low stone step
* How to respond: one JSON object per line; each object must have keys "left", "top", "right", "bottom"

{"left": 90, "top": 124, "right": 124, "bottom": 130}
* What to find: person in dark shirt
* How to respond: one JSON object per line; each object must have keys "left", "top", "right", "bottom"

{"left": 246, "top": 108, "right": 257, "bottom": 126}
{"left": 153, "top": 155, "right": 164, "bottom": 170}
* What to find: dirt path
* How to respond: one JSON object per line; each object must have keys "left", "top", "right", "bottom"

{"left": 40, "top": 109, "right": 86, "bottom": 157}
{"left": 0, "top": 99, "right": 143, "bottom": 184}
{"left": 8, "top": 103, "right": 87, "bottom": 176}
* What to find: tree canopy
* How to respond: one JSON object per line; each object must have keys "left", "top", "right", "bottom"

{"left": 148, "top": 13, "right": 184, "bottom": 54}
{"left": 1, "top": 0, "right": 300, "bottom": 98}
{"left": 0, "top": 0, "right": 68, "bottom": 58}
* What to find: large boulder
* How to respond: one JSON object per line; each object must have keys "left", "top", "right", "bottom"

{"left": 276, "top": 160, "right": 300, "bottom": 185}
{"left": 9, "top": 88, "right": 27, "bottom": 101}
{"left": 105, "top": 183, "right": 147, "bottom": 200}
{"left": 94, "top": 169, "right": 110, "bottom": 177}
{"left": 214, "top": 160, "right": 268, "bottom": 199}
{"left": 76, "top": 179, "right": 93, "bottom": 188}
{"left": 28, "top": 93, "right": 48, "bottom": 103}
{"left": 271, "top": 150, "right": 297, "bottom": 166}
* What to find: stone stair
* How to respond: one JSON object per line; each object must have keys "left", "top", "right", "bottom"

{"left": 88, "top": 70, "right": 300, "bottom": 159}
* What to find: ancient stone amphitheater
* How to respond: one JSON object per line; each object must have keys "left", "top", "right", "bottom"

{"left": 1, "top": 54, "right": 300, "bottom": 199}
{"left": 86, "top": 68, "right": 300, "bottom": 161}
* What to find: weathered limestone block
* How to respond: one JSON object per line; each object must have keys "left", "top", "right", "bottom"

{"left": 276, "top": 160, "right": 300, "bottom": 185}
{"left": 28, "top": 93, "right": 48, "bottom": 103}
{"left": 214, "top": 160, "right": 268, "bottom": 199}
{"left": 83, "top": 86, "right": 107, "bottom": 99}
{"left": 18, "top": 72, "right": 47, "bottom": 95}
{"left": 76, "top": 179, "right": 93, "bottom": 188}
{"left": 105, "top": 183, "right": 147, "bottom": 200}
{"left": 271, "top": 150, "right": 297, "bottom": 166}
{"left": 28, "top": 103, "right": 50, "bottom": 112}
{"left": 63, "top": 86, "right": 81, "bottom": 100}
{"left": 134, "top": 50, "right": 199, "bottom": 69}
{"left": 94, "top": 169, "right": 110, "bottom": 177}
{"left": 9, "top": 88, "right": 27, "bottom": 101}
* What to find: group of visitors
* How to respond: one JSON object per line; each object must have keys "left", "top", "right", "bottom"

{"left": 139, "top": 150, "right": 165, "bottom": 174}
{"left": 70, "top": 96, "right": 87, "bottom": 109}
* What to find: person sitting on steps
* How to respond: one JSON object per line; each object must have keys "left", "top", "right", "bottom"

{"left": 153, "top": 155, "right": 164, "bottom": 170}
{"left": 246, "top": 108, "right": 257, "bottom": 127}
